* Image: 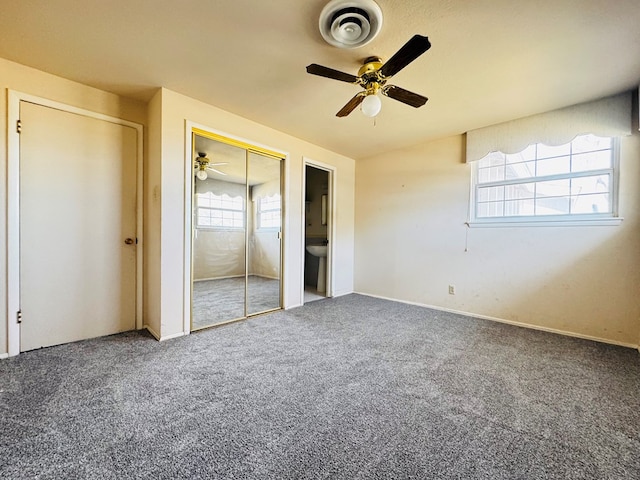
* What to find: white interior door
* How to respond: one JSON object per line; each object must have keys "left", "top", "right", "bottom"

{"left": 19, "top": 101, "right": 137, "bottom": 351}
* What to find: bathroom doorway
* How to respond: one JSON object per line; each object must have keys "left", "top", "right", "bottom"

{"left": 303, "top": 161, "right": 334, "bottom": 303}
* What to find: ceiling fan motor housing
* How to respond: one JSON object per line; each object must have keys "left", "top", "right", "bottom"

{"left": 319, "top": 0, "right": 383, "bottom": 49}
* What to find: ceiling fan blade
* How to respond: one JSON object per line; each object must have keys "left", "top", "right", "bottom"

{"left": 307, "top": 64, "right": 359, "bottom": 83}
{"left": 382, "top": 85, "right": 429, "bottom": 108}
{"left": 336, "top": 93, "right": 366, "bottom": 117}
{"left": 379, "top": 35, "right": 431, "bottom": 79}
{"left": 382, "top": 85, "right": 428, "bottom": 108}
{"left": 206, "top": 167, "right": 227, "bottom": 176}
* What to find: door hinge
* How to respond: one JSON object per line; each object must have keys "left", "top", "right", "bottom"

{"left": 16, "top": 119, "right": 22, "bottom": 134}
{"left": 16, "top": 310, "right": 22, "bottom": 324}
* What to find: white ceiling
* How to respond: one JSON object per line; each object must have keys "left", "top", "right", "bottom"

{"left": 1, "top": 0, "right": 639, "bottom": 159}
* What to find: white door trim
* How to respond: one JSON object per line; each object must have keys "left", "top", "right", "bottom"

{"left": 301, "top": 157, "right": 337, "bottom": 306}
{"left": 6, "top": 91, "right": 144, "bottom": 356}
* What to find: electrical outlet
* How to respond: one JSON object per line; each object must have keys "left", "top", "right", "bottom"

{"left": 448, "top": 285, "right": 456, "bottom": 295}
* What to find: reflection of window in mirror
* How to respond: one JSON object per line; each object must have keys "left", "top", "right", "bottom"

{"left": 196, "top": 192, "right": 244, "bottom": 229}
{"left": 257, "top": 194, "right": 281, "bottom": 229}
{"left": 321, "top": 194, "right": 327, "bottom": 225}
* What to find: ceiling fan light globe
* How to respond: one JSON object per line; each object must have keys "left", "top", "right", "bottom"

{"left": 361, "top": 94, "right": 382, "bottom": 117}
{"left": 196, "top": 170, "right": 208, "bottom": 181}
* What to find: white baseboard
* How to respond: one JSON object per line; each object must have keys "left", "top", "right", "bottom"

{"left": 146, "top": 325, "right": 188, "bottom": 342}
{"left": 159, "top": 331, "right": 187, "bottom": 341}
{"left": 356, "top": 292, "right": 639, "bottom": 350}
{"left": 0, "top": 352, "right": 9, "bottom": 360}
{"left": 331, "top": 290, "right": 354, "bottom": 298}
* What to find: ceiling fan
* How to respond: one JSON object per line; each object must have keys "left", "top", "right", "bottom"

{"left": 306, "top": 34, "right": 431, "bottom": 118}
{"left": 194, "top": 152, "right": 228, "bottom": 180}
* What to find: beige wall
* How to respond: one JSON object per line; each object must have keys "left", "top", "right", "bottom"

{"left": 0, "top": 57, "right": 147, "bottom": 356}
{"left": 355, "top": 133, "right": 640, "bottom": 347}
{"left": 150, "top": 88, "right": 355, "bottom": 339}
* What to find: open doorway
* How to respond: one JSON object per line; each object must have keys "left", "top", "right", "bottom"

{"left": 303, "top": 162, "right": 333, "bottom": 303}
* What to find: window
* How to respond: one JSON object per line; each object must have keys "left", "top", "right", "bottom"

{"left": 257, "top": 194, "right": 281, "bottom": 229}
{"left": 196, "top": 192, "right": 244, "bottom": 229}
{"left": 471, "top": 134, "right": 619, "bottom": 224}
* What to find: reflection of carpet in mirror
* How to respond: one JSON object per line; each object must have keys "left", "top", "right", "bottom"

{"left": 192, "top": 276, "right": 280, "bottom": 330}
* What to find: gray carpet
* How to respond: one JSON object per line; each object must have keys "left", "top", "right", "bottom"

{"left": 1, "top": 294, "right": 639, "bottom": 479}
{"left": 192, "top": 276, "right": 280, "bottom": 329}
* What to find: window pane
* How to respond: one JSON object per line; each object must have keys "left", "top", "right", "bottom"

{"left": 571, "top": 175, "right": 609, "bottom": 196}
{"left": 505, "top": 182, "right": 535, "bottom": 200}
{"left": 572, "top": 150, "right": 611, "bottom": 172}
{"left": 477, "top": 186, "right": 505, "bottom": 202}
{"left": 571, "top": 134, "right": 611, "bottom": 154}
{"left": 537, "top": 143, "right": 570, "bottom": 159}
{"left": 477, "top": 201, "right": 504, "bottom": 218}
{"left": 571, "top": 193, "right": 610, "bottom": 214}
{"left": 536, "top": 156, "right": 570, "bottom": 177}
{"left": 477, "top": 152, "right": 505, "bottom": 168}
{"left": 504, "top": 198, "right": 535, "bottom": 216}
{"left": 478, "top": 166, "right": 505, "bottom": 183}
{"left": 536, "top": 179, "right": 570, "bottom": 197}
{"left": 505, "top": 161, "right": 536, "bottom": 180}
{"left": 535, "top": 196, "right": 570, "bottom": 216}
{"left": 197, "top": 194, "right": 212, "bottom": 208}
{"left": 260, "top": 210, "right": 281, "bottom": 228}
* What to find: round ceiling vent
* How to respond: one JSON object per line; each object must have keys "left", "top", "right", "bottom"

{"left": 319, "top": 0, "right": 383, "bottom": 49}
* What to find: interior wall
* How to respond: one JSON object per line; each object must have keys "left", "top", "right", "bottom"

{"left": 154, "top": 88, "right": 355, "bottom": 339}
{"left": 355, "top": 132, "right": 640, "bottom": 347}
{"left": 0, "top": 57, "right": 147, "bottom": 356}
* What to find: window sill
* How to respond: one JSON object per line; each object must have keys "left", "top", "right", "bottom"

{"left": 467, "top": 217, "right": 624, "bottom": 228}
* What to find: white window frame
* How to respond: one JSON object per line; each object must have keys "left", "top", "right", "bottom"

{"left": 195, "top": 192, "right": 245, "bottom": 230}
{"left": 468, "top": 136, "right": 623, "bottom": 227}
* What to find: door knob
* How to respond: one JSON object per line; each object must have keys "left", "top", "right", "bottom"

{"left": 124, "top": 238, "right": 135, "bottom": 245}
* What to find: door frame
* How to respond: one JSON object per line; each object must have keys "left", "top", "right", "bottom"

{"left": 183, "top": 121, "right": 289, "bottom": 334}
{"left": 6, "top": 91, "right": 144, "bottom": 356}
{"left": 301, "top": 157, "right": 336, "bottom": 304}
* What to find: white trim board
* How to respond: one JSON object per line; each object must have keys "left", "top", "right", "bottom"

{"left": 6, "top": 91, "right": 144, "bottom": 357}
{"left": 356, "top": 292, "right": 639, "bottom": 350}
{"left": 145, "top": 325, "right": 187, "bottom": 342}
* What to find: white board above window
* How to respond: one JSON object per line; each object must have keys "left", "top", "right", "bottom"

{"left": 465, "top": 92, "right": 632, "bottom": 163}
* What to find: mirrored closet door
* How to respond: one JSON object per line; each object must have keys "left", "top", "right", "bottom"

{"left": 191, "top": 130, "right": 283, "bottom": 330}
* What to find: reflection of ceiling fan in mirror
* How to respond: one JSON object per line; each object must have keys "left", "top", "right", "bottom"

{"left": 194, "top": 152, "right": 228, "bottom": 180}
